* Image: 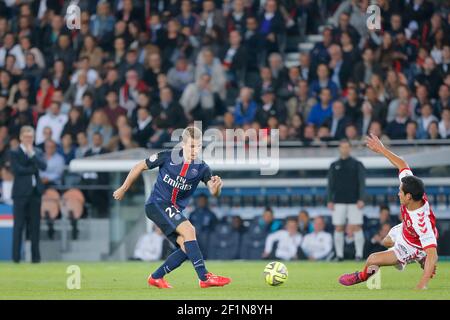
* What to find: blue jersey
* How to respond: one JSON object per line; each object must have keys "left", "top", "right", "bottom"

{"left": 145, "top": 149, "right": 212, "bottom": 210}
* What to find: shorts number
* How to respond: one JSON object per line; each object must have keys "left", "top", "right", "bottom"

{"left": 165, "top": 206, "right": 179, "bottom": 218}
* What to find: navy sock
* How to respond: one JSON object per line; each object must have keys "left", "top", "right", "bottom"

{"left": 184, "top": 240, "right": 208, "bottom": 281}
{"left": 152, "top": 248, "right": 187, "bottom": 279}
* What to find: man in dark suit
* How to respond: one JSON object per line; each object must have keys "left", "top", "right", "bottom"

{"left": 325, "top": 100, "right": 351, "bottom": 140}
{"left": 10, "top": 126, "right": 47, "bottom": 263}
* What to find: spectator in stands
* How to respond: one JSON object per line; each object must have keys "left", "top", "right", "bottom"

{"left": 364, "top": 205, "right": 395, "bottom": 241}
{"left": 417, "top": 103, "right": 438, "bottom": 139}
{"left": 103, "top": 90, "right": 127, "bottom": 130}
{"left": 0, "top": 165, "right": 13, "bottom": 205}
{"left": 309, "top": 64, "right": 339, "bottom": 100}
{"left": 36, "top": 77, "right": 56, "bottom": 113}
{"left": 75, "top": 131, "right": 89, "bottom": 159}
{"left": 257, "top": 0, "right": 285, "bottom": 56}
{"left": 58, "top": 133, "right": 76, "bottom": 165}
{"left": 352, "top": 48, "right": 383, "bottom": 90}
{"left": 300, "top": 216, "right": 333, "bottom": 261}
{"left": 328, "top": 44, "right": 351, "bottom": 90}
{"left": 119, "top": 69, "right": 148, "bottom": 116}
{"left": 195, "top": 47, "right": 226, "bottom": 100}
{"left": 328, "top": 139, "right": 366, "bottom": 261}
{"left": 150, "top": 86, "right": 187, "bottom": 131}
{"left": 255, "top": 87, "right": 287, "bottom": 127}
{"left": 307, "top": 88, "right": 333, "bottom": 127}
{"left": 386, "top": 103, "right": 410, "bottom": 140}
{"left": 332, "top": 12, "right": 360, "bottom": 47}
{"left": 387, "top": 84, "right": 418, "bottom": 123}
{"left": 133, "top": 107, "right": 154, "bottom": 148}
{"left": 61, "top": 108, "right": 86, "bottom": 142}
{"left": 439, "top": 108, "right": 450, "bottom": 139}
{"left": 221, "top": 30, "right": 247, "bottom": 88}
{"left": 132, "top": 227, "right": 165, "bottom": 262}
{"left": 345, "top": 87, "right": 362, "bottom": 125}
{"left": 253, "top": 207, "right": 283, "bottom": 234}
{"left": 35, "top": 101, "right": 68, "bottom": 145}
{"left": 365, "top": 222, "right": 392, "bottom": 257}
{"left": 233, "top": 87, "right": 258, "bottom": 126}
{"left": 40, "top": 139, "right": 65, "bottom": 186}
{"left": 406, "top": 120, "right": 419, "bottom": 141}
{"left": 297, "top": 209, "right": 313, "bottom": 235}
{"left": 36, "top": 127, "right": 52, "bottom": 151}
{"left": 435, "top": 84, "right": 450, "bottom": 117}
{"left": 9, "top": 96, "right": 35, "bottom": 138}
{"left": 325, "top": 100, "right": 351, "bottom": 140}
{"left": 71, "top": 56, "right": 99, "bottom": 86}
{"left": 167, "top": 57, "right": 195, "bottom": 94}
{"left": 90, "top": 0, "right": 115, "bottom": 48}
{"left": 263, "top": 217, "right": 302, "bottom": 261}
{"left": 427, "top": 121, "right": 440, "bottom": 140}
{"left": 86, "top": 109, "right": 113, "bottom": 147}
{"left": 180, "top": 73, "right": 223, "bottom": 127}
{"left": 310, "top": 28, "right": 332, "bottom": 71}
{"left": 64, "top": 71, "right": 95, "bottom": 108}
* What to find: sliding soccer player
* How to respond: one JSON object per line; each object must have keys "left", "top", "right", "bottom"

{"left": 113, "top": 127, "right": 231, "bottom": 289}
{"left": 339, "top": 133, "right": 438, "bottom": 290}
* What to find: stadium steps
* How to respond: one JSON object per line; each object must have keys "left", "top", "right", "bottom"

{"left": 39, "top": 218, "right": 110, "bottom": 262}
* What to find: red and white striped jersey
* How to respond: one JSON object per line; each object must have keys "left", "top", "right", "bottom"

{"left": 398, "top": 168, "right": 438, "bottom": 250}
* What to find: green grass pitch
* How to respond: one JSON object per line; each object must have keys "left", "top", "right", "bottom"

{"left": 1, "top": 261, "right": 449, "bottom": 300}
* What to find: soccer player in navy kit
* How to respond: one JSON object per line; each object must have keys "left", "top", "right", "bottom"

{"left": 113, "top": 127, "right": 231, "bottom": 288}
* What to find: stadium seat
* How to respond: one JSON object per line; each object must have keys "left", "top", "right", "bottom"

{"left": 239, "top": 222, "right": 269, "bottom": 260}
{"left": 207, "top": 223, "right": 240, "bottom": 260}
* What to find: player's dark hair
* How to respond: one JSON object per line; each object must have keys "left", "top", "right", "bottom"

{"left": 401, "top": 175, "right": 425, "bottom": 201}
{"left": 264, "top": 206, "right": 273, "bottom": 214}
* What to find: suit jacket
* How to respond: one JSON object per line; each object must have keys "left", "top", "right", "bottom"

{"left": 10, "top": 147, "right": 47, "bottom": 198}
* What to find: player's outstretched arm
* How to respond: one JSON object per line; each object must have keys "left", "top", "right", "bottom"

{"left": 207, "top": 175, "right": 223, "bottom": 197}
{"left": 113, "top": 160, "right": 148, "bottom": 200}
{"left": 416, "top": 247, "right": 438, "bottom": 290}
{"left": 366, "top": 133, "right": 409, "bottom": 170}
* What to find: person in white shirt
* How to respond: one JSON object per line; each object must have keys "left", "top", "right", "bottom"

{"left": 439, "top": 108, "right": 450, "bottom": 139}
{"left": 263, "top": 217, "right": 302, "bottom": 261}
{"left": 133, "top": 227, "right": 165, "bottom": 261}
{"left": 35, "top": 101, "right": 68, "bottom": 145}
{"left": 301, "top": 216, "right": 333, "bottom": 261}
{"left": 39, "top": 140, "right": 66, "bottom": 186}
{"left": 0, "top": 165, "right": 13, "bottom": 205}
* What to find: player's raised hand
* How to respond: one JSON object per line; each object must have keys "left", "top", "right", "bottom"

{"left": 113, "top": 187, "right": 126, "bottom": 201}
{"left": 208, "top": 175, "right": 223, "bottom": 196}
{"left": 366, "top": 133, "right": 385, "bottom": 154}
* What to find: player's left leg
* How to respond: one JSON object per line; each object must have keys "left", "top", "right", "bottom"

{"left": 176, "top": 221, "right": 231, "bottom": 288}
{"left": 149, "top": 234, "right": 188, "bottom": 287}
{"left": 339, "top": 250, "right": 398, "bottom": 286}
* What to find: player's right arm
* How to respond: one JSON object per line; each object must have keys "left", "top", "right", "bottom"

{"left": 113, "top": 160, "right": 148, "bottom": 201}
{"left": 113, "top": 152, "right": 167, "bottom": 201}
{"left": 366, "top": 133, "right": 409, "bottom": 171}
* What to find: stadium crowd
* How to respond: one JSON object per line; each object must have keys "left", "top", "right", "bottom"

{"left": 0, "top": 0, "right": 449, "bottom": 248}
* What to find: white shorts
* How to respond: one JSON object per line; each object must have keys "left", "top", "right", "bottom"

{"left": 387, "top": 223, "right": 403, "bottom": 242}
{"left": 388, "top": 233, "right": 427, "bottom": 269}
{"left": 332, "top": 204, "right": 363, "bottom": 226}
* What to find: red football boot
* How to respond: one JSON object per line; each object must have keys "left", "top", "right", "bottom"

{"left": 199, "top": 272, "right": 231, "bottom": 288}
{"left": 147, "top": 276, "right": 173, "bottom": 289}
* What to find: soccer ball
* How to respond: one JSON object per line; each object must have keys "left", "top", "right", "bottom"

{"left": 263, "top": 261, "right": 288, "bottom": 286}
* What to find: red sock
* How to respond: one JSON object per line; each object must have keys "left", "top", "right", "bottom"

{"left": 358, "top": 266, "right": 369, "bottom": 281}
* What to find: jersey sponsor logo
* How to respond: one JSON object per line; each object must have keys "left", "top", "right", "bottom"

{"left": 163, "top": 174, "right": 193, "bottom": 191}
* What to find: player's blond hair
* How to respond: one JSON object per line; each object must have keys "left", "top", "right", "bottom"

{"left": 182, "top": 126, "right": 202, "bottom": 142}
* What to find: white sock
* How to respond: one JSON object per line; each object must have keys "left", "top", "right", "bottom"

{"left": 334, "top": 231, "right": 344, "bottom": 258}
{"left": 354, "top": 230, "right": 365, "bottom": 258}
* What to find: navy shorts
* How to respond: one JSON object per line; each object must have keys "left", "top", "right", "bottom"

{"left": 145, "top": 202, "right": 187, "bottom": 246}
